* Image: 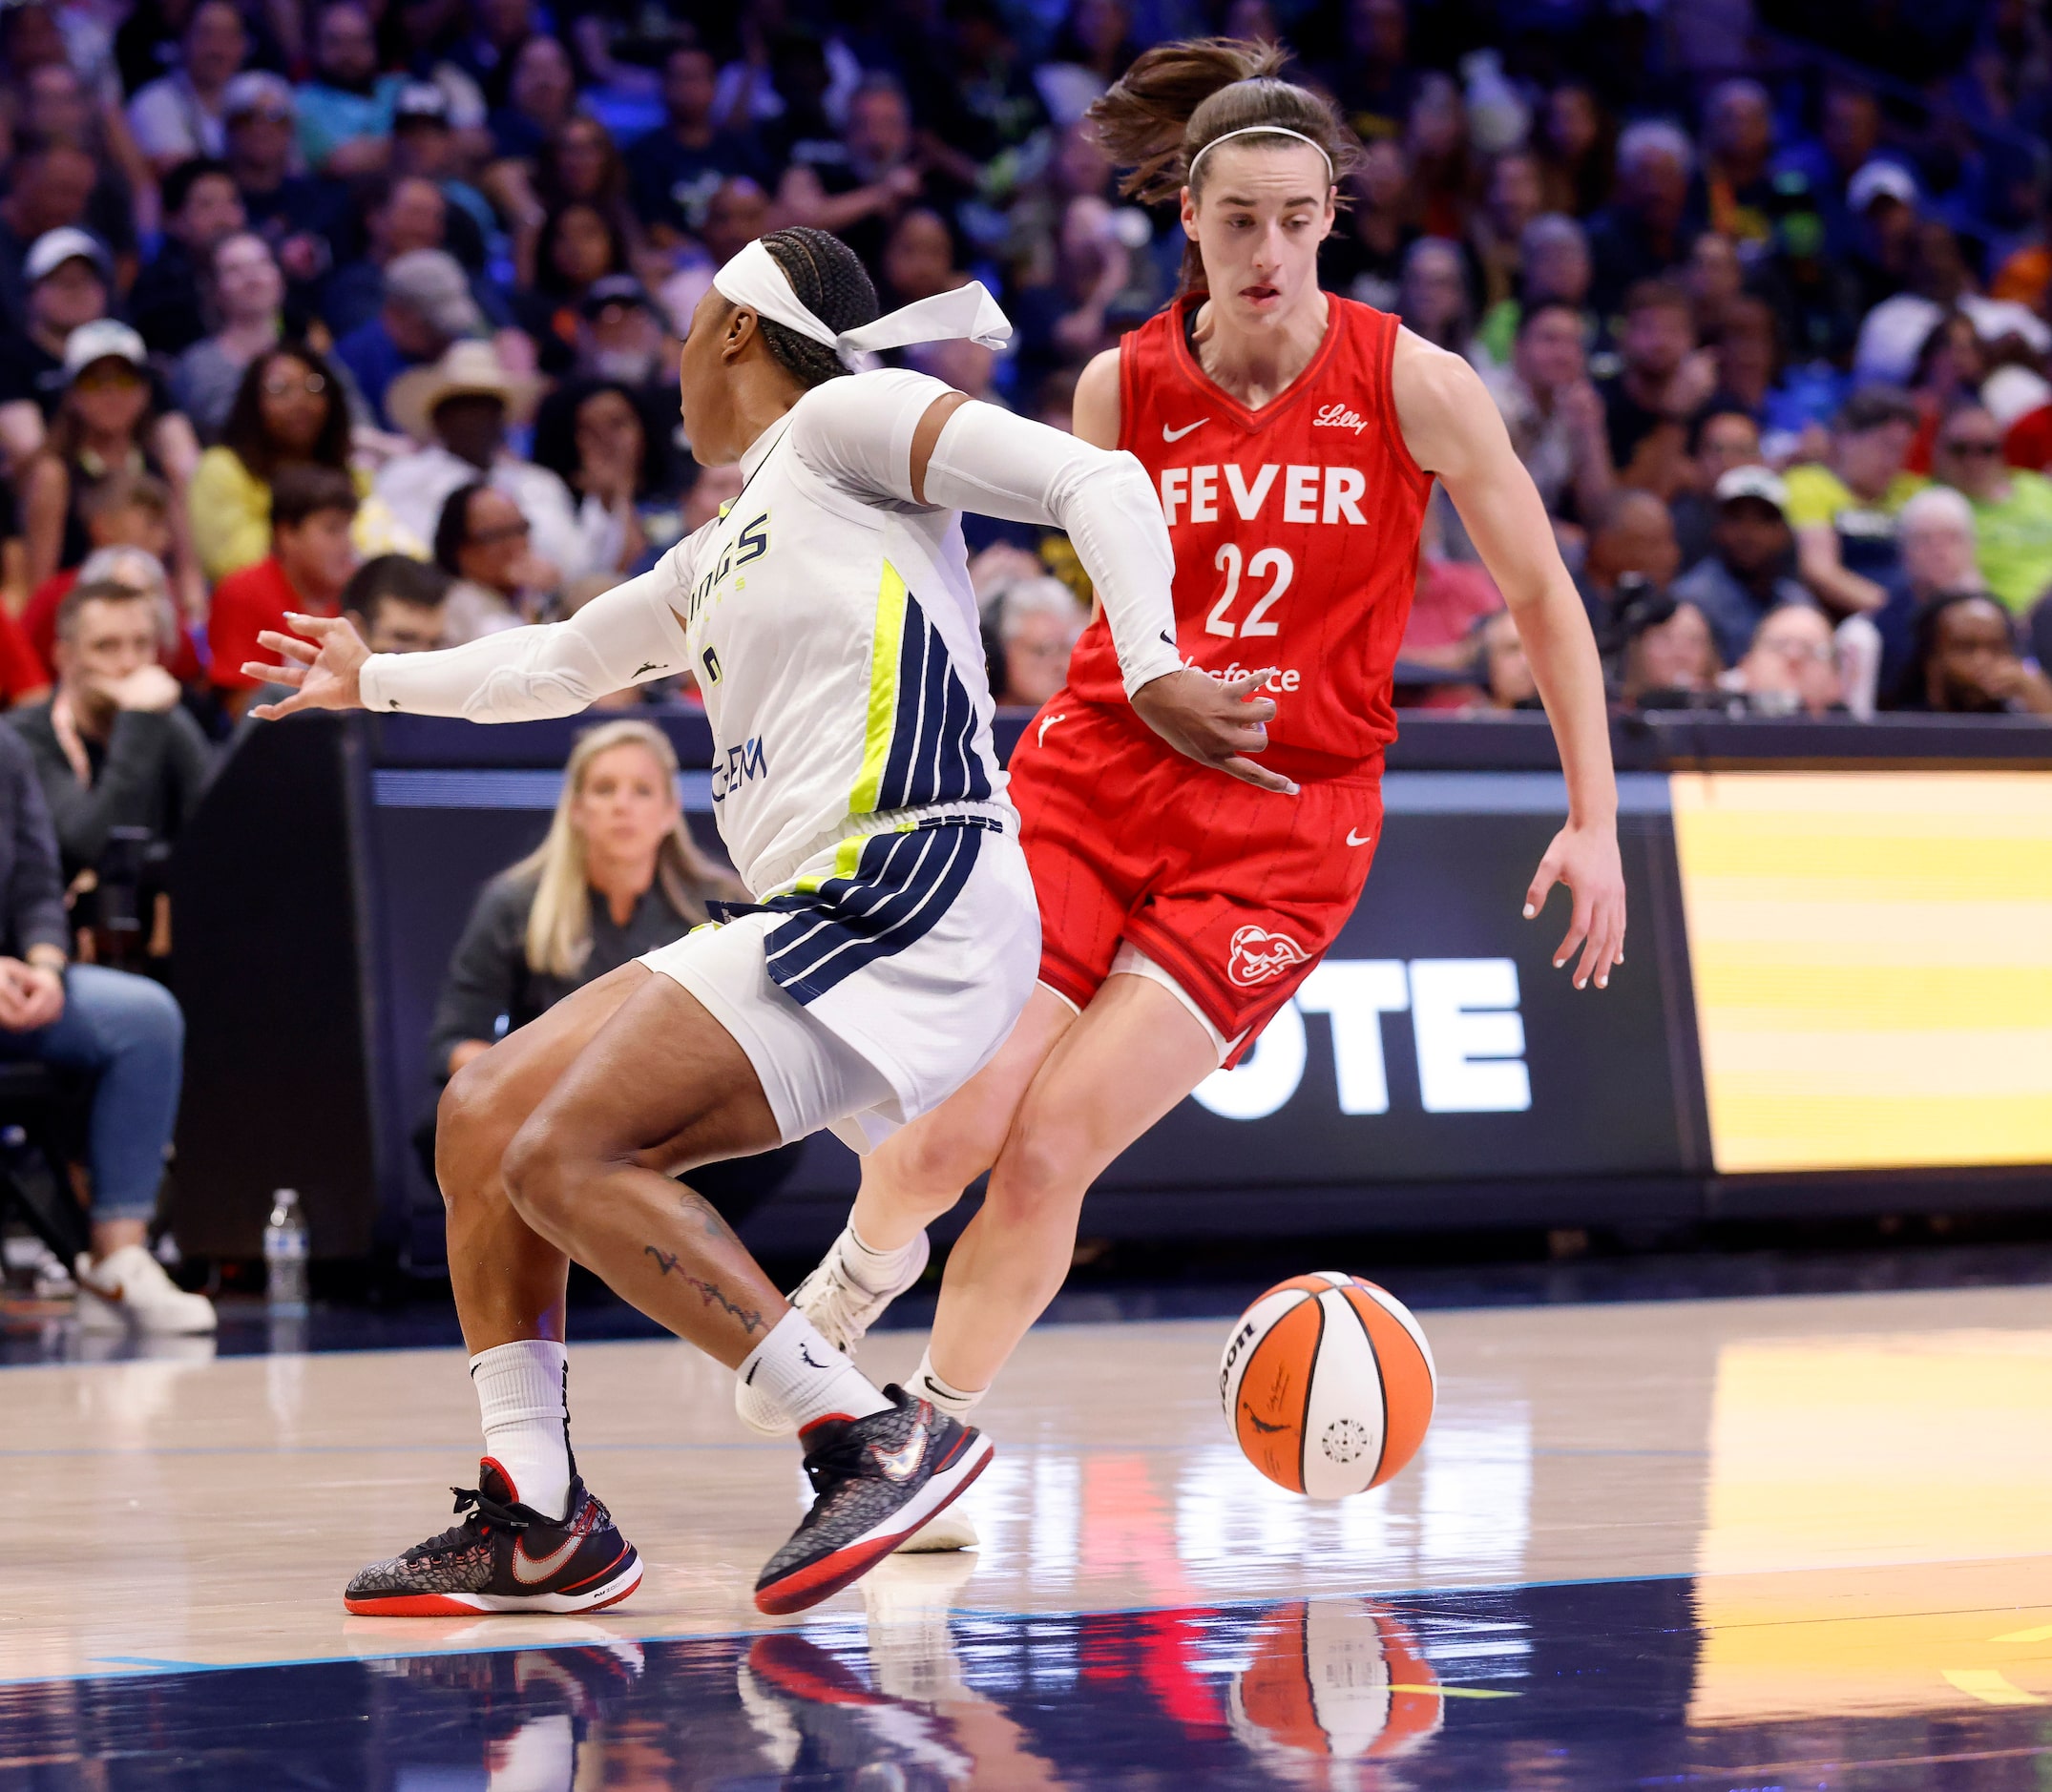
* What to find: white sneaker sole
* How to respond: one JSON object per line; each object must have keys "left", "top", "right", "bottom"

{"left": 754, "top": 1431, "right": 994, "bottom": 1615}
{"left": 893, "top": 1504, "right": 980, "bottom": 1553}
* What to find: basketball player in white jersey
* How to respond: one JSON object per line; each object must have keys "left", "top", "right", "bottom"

{"left": 245, "top": 228, "right": 1277, "bottom": 1616}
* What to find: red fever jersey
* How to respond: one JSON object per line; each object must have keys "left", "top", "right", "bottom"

{"left": 1009, "top": 294, "right": 1434, "bottom": 1061}
{"left": 1062, "top": 292, "right": 1434, "bottom": 761}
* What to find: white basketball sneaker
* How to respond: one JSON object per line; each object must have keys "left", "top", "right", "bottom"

{"left": 893, "top": 1504, "right": 981, "bottom": 1553}
{"left": 74, "top": 1244, "right": 219, "bottom": 1334}
{"left": 735, "top": 1229, "right": 931, "bottom": 1435}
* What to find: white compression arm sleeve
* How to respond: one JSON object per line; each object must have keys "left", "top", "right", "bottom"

{"left": 923, "top": 403, "right": 1183, "bottom": 695}
{"left": 357, "top": 560, "right": 686, "bottom": 721}
{"left": 793, "top": 373, "right": 1183, "bottom": 696}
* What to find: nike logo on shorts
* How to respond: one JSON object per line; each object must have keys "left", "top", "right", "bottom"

{"left": 1347, "top": 828, "right": 1375, "bottom": 847}
{"left": 1162, "top": 419, "right": 1208, "bottom": 442}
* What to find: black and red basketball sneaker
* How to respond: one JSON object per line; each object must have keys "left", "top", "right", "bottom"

{"left": 344, "top": 1462, "right": 641, "bottom": 1615}
{"left": 754, "top": 1386, "right": 992, "bottom": 1615}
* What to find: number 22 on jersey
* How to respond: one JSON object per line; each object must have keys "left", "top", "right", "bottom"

{"left": 1206, "top": 544, "right": 1293, "bottom": 638}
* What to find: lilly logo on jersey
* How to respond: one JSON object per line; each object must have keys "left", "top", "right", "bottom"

{"left": 1157, "top": 465, "right": 1368, "bottom": 528}
{"left": 1312, "top": 403, "right": 1371, "bottom": 433}
{"left": 711, "top": 735, "right": 768, "bottom": 802}
{"left": 1227, "top": 925, "right": 1311, "bottom": 988}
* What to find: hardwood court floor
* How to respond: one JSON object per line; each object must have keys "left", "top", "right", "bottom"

{"left": 8, "top": 1283, "right": 2052, "bottom": 1786}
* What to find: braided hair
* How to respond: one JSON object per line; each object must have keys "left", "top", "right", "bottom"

{"left": 748, "top": 228, "right": 880, "bottom": 388}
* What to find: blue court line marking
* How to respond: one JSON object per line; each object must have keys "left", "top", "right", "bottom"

{"left": 12, "top": 1553, "right": 2050, "bottom": 1692}
{"left": 86, "top": 1656, "right": 212, "bottom": 1672}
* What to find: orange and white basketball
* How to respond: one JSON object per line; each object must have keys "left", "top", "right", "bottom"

{"left": 1219, "top": 1272, "right": 1435, "bottom": 1498}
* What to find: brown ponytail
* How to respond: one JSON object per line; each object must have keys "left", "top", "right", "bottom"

{"left": 1088, "top": 37, "right": 1358, "bottom": 205}
{"left": 1087, "top": 38, "right": 1357, "bottom": 291}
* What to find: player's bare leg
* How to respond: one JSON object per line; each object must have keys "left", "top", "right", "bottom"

{"left": 851, "top": 988, "right": 1080, "bottom": 1250}
{"left": 435, "top": 964, "right": 652, "bottom": 1359}
{"left": 924, "top": 974, "right": 1217, "bottom": 1392}
{"left": 731, "top": 987, "right": 1074, "bottom": 1438}
{"left": 495, "top": 969, "right": 787, "bottom": 1360}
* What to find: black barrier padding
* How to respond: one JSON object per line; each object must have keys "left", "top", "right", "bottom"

{"left": 168, "top": 714, "right": 379, "bottom": 1259}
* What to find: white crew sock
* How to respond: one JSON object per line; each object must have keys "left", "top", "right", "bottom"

{"left": 471, "top": 1340, "right": 572, "bottom": 1518}
{"left": 740, "top": 1309, "right": 892, "bottom": 1434}
{"left": 837, "top": 1220, "right": 922, "bottom": 1294}
{"left": 911, "top": 1347, "right": 985, "bottom": 1421}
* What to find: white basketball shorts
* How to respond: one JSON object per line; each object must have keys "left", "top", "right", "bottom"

{"left": 640, "top": 819, "right": 1039, "bottom": 1154}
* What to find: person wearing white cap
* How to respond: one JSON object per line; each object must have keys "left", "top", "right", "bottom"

{"left": 19, "top": 323, "right": 205, "bottom": 632}
{"left": 1671, "top": 465, "right": 1816, "bottom": 664}
{"left": 244, "top": 225, "right": 1262, "bottom": 1620}
{"left": 0, "top": 229, "right": 115, "bottom": 474}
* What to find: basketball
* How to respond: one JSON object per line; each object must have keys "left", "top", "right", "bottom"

{"left": 1219, "top": 1273, "right": 1436, "bottom": 1498}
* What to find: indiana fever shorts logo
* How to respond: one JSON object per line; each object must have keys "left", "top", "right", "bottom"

{"left": 1226, "top": 925, "right": 1309, "bottom": 988}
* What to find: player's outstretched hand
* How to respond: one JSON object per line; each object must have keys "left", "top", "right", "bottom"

{"left": 1131, "top": 667, "right": 1297, "bottom": 796}
{"left": 243, "top": 613, "right": 372, "bottom": 720}
{"left": 1524, "top": 820, "right": 1625, "bottom": 990}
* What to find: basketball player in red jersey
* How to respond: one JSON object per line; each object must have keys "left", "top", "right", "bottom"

{"left": 743, "top": 40, "right": 1625, "bottom": 1459}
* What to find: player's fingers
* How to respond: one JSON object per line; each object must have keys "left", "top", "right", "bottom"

{"left": 1523, "top": 852, "right": 1561, "bottom": 920}
{"left": 283, "top": 611, "right": 345, "bottom": 638}
{"left": 255, "top": 630, "right": 319, "bottom": 664}
{"left": 1556, "top": 891, "right": 1593, "bottom": 982}
{"left": 1222, "top": 667, "right": 1280, "bottom": 700}
{"left": 248, "top": 689, "right": 312, "bottom": 720}
{"left": 1594, "top": 900, "right": 1626, "bottom": 990}
{"left": 241, "top": 660, "right": 307, "bottom": 687}
{"left": 1218, "top": 755, "right": 1299, "bottom": 796}
{"left": 1574, "top": 927, "right": 1606, "bottom": 991}
{"left": 1233, "top": 694, "right": 1280, "bottom": 724}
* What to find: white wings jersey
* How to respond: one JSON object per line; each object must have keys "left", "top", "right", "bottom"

{"left": 655, "top": 370, "right": 1010, "bottom": 894}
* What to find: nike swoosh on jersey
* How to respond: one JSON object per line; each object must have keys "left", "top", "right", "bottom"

{"left": 1347, "top": 828, "right": 1375, "bottom": 847}
{"left": 1162, "top": 419, "right": 1208, "bottom": 442}
{"left": 872, "top": 1427, "right": 929, "bottom": 1482}
{"left": 509, "top": 1531, "right": 584, "bottom": 1585}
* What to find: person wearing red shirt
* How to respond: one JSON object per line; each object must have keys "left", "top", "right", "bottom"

{"left": 748, "top": 41, "right": 1625, "bottom": 1475}
{"left": 206, "top": 463, "right": 358, "bottom": 716}
{"left": 21, "top": 473, "right": 199, "bottom": 682}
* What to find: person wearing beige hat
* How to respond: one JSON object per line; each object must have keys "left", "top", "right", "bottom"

{"left": 373, "top": 339, "right": 623, "bottom": 583}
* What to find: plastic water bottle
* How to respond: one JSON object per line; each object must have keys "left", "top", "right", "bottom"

{"left": 264, "top": 1189, "right": 308, "bottom": 1314}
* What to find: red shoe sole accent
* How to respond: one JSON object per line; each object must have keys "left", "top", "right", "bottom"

{"left": 343, "top": 1593, "right": 490, "bottom": 1616}
{"left": 753, "top": 1448, "right": 991, "bottom": 1616}
{"left": 341, "top": 1564, "right": 641, "bottom": 1617}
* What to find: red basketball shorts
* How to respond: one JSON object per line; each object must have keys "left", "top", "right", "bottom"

{"left": 1007, "top": 698, "right": 1384, "bottom": 1068}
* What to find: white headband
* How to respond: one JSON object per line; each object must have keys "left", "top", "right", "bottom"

{"left": 711, "top": 238, "right": 1012, "bottom": 371}
{"left": 1187, "top": 124, "right": 1335, "bottom": 183}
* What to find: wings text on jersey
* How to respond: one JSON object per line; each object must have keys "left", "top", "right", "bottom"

{"left": 682, "top": 509, "right": 771, "bottom": 627}
{"left": 1156, "top": 465, "right": 1370, "bottom": 529}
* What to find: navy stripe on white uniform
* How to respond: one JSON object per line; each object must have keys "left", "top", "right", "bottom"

{"left": 875, "top": 594, "right": 994, "bottom": 813}
{"left": 762, "top": 822, "right": 992, "bottom": 1006}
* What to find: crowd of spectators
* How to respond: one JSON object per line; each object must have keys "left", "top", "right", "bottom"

{"left": 2, "top": 0, "right": 2048, "bottom": 761}
{"left": 5, "top": 0, "right": 2052, "bottom": 1318}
